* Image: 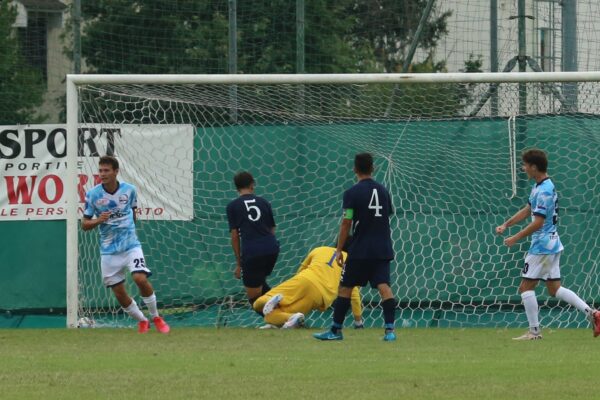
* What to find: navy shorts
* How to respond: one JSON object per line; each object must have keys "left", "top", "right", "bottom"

{"left": 340, "top": 258, "right": 391, "bottom": 288}
{"left": 241, "top": 252, "right": 278, "bottom": 288}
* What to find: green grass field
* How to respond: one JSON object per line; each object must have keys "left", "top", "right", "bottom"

{"left": 1, "top": 327, "right": 598, "bottom": 399}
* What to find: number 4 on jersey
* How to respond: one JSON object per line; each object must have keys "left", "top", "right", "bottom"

{"left": 369, "top": 188, "right": 382, "bottom": 217}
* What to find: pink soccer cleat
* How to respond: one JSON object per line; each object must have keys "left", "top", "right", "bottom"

{"left": 138, "top": 320, "right": 150, "bottom": 333}
{"left": 593, "top": 311, "right": 600, "bottom": 338}
{"left": 153, "top": 316, "right": 170, "bottom": 334}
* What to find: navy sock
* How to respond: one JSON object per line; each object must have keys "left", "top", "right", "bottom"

{"left": 332, "top": 296, "right": 351, "bottom": 333}
{"left": 261, "top": 283, "right": 271, "bottom": 295}
{"left": 382, "top": 298, "right": 396, "bottom": 331}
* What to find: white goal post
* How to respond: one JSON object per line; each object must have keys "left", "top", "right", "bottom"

{"left": 66, "top": 72, "right": 600, "bottom": 329}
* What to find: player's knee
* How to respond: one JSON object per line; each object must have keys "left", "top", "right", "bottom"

{"left": 252, "top": 296, "right": 266, "bottom": 313}
{"left": 547, "top": 286, "right": 560, "bottom": 297}
{"left": 338, "top": 286, "right": 353, "bottom": 297}
{"left": 378, "top": 283, "right": 393, "bottom": 299}
{"left": 131, "top": 272, "right": 149, "bottom": 285}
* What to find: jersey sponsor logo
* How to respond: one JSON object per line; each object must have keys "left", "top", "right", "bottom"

{"left": 96, "top": 198, "right": 109, "bottom": 206}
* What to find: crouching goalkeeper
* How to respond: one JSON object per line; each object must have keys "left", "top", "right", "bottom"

{"left": 253, "top": 239, "right": 363, "bottom": 329}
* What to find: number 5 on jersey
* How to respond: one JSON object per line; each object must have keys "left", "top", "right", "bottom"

{"left": 244, "top": 199, "right": 262, "bottom": 221}
{"left": 369, "top": 188, "right": 382, "bottom": 217}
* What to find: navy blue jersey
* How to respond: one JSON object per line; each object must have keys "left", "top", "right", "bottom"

{"left": 226, "top": 194, "right": 279, "bottom": 258}
{"left": 342, "top": 178, "right": 394, "bottom": 260}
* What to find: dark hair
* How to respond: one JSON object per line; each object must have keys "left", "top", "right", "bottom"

{"left": 354, "top": 153, "right": 374, "bottom": 175}
{"left": 99, "top": 155, "right": 119, "bottom": 170}
{"left": 233, "top": 171, "right": 255, "bottom": 190}
{"left": 522, "top": 149, "right": 548, "bottom": 173}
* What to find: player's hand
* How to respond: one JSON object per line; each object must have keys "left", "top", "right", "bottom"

{"left": 504, "top": 236, "right": 518, "bottom": 247}
{"left": 234, "top": 266, "right": 241, "bottom": 280}
{"left": 353, "top": 319, "right": 364, "bottom": 329}
{"left": 97, "top": 211, "right": 111, "bottom": 223}
{"left": 495, "top": 224, "right": 507, "bottom": 235}
{"left": 336, "top": 251, "right": 345, "bottom": 267}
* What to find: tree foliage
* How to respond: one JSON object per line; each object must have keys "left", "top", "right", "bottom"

{"left": 80, "top": 0, "right": 454, "bottom": 75}
{"left": 351, "top": 0, "right": 452, "bottom": 73}
{"left": 0, "top": 0, "right": 46, "bottom": 124}
{"left": 76, "top": 0, "right": 480, "bottom": 120}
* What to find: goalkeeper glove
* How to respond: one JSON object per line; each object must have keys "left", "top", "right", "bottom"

{"left": 353, "top": 319, "right": 364, "bottom": 329}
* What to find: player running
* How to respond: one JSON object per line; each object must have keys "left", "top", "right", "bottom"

{"left": 82, "top": 155, "right": 170, "bottom": 334}
{"left": 496, "top": 148, "right": 600, "bottom": 340}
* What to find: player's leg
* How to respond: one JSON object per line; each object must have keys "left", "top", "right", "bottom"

{"left": 543, "top": 253, "right": 599, "bottom": 336}
{"left": 127, "top": 248, "right": 170, "bottom": 333}
{"left": 514, "top": 254, "right": 543, "bottom": 340}
{"left": 241, "top": 255, "right": 269, "bottom": 315}
{"left": 371, "top": 260, "right": 396, "bottom": 341}
{"left": 267, "top": 277, "right": 320, "bottom": 328}
{"left": 515, "top": 278, "right": 541, "bottom": 340}
{"left": 314, "top": 260, "right": 366, "bottom": 340}
{"left": 260, "top": 275, "right": 306, "bottom": 325}
{"left": 102, "top": 252, "right": 148, "bottom": 332}
{"left": 111, "top": 281, "right": 150, "bottom": 333}
{"left": 260, "top": 252, "right": 279, "bottom": 295}
{"left": 252, "top": 293, "right": 270, "bottom": 315}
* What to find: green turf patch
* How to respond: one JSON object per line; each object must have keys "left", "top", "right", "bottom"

{"left": 0, "top": 328, "right": 598, "bottom": 399}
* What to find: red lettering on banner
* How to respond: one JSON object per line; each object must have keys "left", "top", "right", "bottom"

{"left": 78, "top": 174, "right": 101, "bottom": 203}
{"left": 37, "top": 175, "right": 63, "bottom": 204}
{"left": 0, "top": 208, "right": 18, "bottom": 216}
{"left": 135, "top": 207, "right": 165, "bottom": 216}
{"left": 4, "top": 176, "right": 37, "bottom": 204}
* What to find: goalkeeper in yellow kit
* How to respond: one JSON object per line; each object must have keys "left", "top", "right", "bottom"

{"left": 252, "top": 244, "right": 363, "bottom": 329}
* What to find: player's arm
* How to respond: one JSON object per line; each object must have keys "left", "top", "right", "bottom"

{"left": 495, "top": 204, "right": 531, "bottom": 235}
{"left": 226, "top": 203, "right": 242, "bottom": 279}
{"left": 131, "top": 186, "right": 138, "bottom": 224}
{"left": 230, "top": 229, "right": 242, "bottom": 279}
{"left": 335, "top": 210, "right": 353, "bottom": 265}
{"left": 268, "top": 201, "right": 276, "bottom": 235}
{"left": 81, "top": 212, "right": 110, "bottom": 231}
{"left": 504, "top": 215, "right": 545, "bottom": 247}
{"left": 350, "top": 286, "right": 363, "bottom": 328}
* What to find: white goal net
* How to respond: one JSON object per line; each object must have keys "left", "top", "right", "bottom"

{"left": 66, "top": 73, "right": 600, "bottom": 329}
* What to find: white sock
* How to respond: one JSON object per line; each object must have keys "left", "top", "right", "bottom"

{"left": 521, "top": 291, "right": 540, "bottom": 333}
{"left": 142, "top": 293, "right": 159, "bottom": 318}
{"left": 123, "top": 299, "right": 147, "bottom": 322}
{"left": 555, "top": 286, "right": 592, "bottom": 315}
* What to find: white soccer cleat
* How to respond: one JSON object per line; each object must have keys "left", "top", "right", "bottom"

{"left": 282, "top": 312, "right": 305, "bottom": 329}
{"left": 262, "top": 294, "right": 283, "bottom": 316}
{"left": 512, "top": 331, "right": 542, "bottom": 341}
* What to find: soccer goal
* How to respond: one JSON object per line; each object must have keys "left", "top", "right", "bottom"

{"left": 66, "top": 72, "right": 600, "bottom": 329}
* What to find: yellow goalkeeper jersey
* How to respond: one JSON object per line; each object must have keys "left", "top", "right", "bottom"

{"left": 296, "top": 246, "right": 362, "bottom": 317}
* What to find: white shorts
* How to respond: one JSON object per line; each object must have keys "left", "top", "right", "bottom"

{"left": 522, "top": 252, "right": 561, "bottom": 281}
{"left": 100, "top": 247, "right": 152, "bottom": 287}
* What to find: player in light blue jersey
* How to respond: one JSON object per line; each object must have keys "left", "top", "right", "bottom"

{"left": 496, "top": 149, "right": 599, "bottom": 340}
{"left": 82, "top": 156, "right": 170, "bottom": 334}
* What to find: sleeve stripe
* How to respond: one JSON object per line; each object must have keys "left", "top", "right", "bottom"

{"left": 532, "top": 212, "right": 546, "bottom": 218}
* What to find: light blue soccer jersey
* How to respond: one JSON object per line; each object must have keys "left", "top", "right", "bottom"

{"left": 528, "top": 178, "right": 563, "bottom": 255}
{"left": 83, "top": 182, "right": 141, "bottom": 255}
